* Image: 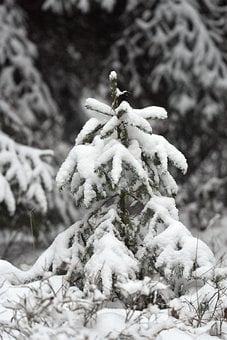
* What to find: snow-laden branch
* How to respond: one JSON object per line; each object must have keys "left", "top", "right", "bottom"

{"left": 0, "top": 132, "right": 54, "bottom": 215}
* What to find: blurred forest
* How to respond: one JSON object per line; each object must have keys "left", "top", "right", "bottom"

{"left": 1, "top": 0, "right": 227, "bottom": 262}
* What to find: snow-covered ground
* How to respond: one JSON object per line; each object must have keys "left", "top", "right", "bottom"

{"left": 0, "top": 277, "right": 226, "bottom": 339}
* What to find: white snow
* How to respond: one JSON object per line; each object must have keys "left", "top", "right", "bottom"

{"left": 109, "top": 70, "right": 117, "bottom": 81}
{"left": 85, "top": 233, "right": 138, "bottom": 295}
{"left": 95, "top": 310, "right": 125, "bottom": 336}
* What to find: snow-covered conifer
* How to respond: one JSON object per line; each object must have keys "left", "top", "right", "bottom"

{"left": 55, "top": 71, "right": 215, "bottom": 302}
{"left": 2, "top": 71, "right": 215, "bottom": 309}
{"left": 0, "top": 0, "right": 60, "bottom": 145}
{"left": 0, "top": 0, "right": 60, "bottom": 223}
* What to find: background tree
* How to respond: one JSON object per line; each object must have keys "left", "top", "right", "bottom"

{"left": 0, "top": 0, "right": 55, "bottom": 224}
{"left": 0, "top": 0, "right": 61, "bottom": 146}
{"left": 0, "top": 0, "right": 77, "bottom": 242}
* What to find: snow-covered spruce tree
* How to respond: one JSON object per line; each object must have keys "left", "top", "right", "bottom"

{"left": 6, "top": 71, "right": 213, "bottom": 303}
{"left": 0, "top": 72, "right": 215, "bottom": 310}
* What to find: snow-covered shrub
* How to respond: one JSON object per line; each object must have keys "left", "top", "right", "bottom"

{"left": 0, "top": 276, "right": 103, "bottom": 339}
{"left": 2, "top": 273, "right": 227, "bottom": 339}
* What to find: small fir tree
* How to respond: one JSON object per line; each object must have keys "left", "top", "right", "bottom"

{"left": 0, "top": 72, "right": 215, "bottom": 309}
{"left": 54, "top": 71, "right": 214, "bottom": 303}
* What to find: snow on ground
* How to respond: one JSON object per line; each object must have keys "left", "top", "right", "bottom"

{"left": 0, "top": 277, "right": 226, "bottom": 339}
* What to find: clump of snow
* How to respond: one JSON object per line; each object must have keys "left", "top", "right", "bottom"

{"left": 118, "top": 277, "right": 167, "bottom": 297}
{"left": 85, "top": 233, "right": 138, "bottom": 296}
{"left": 95, "top": 310, "right": 125, "bottom": 337}
{"left": 109, "top": 70, "right": 117, "bottom": 81}
{"left": 76, "top": 118, "right": 103, "bottom": 145}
